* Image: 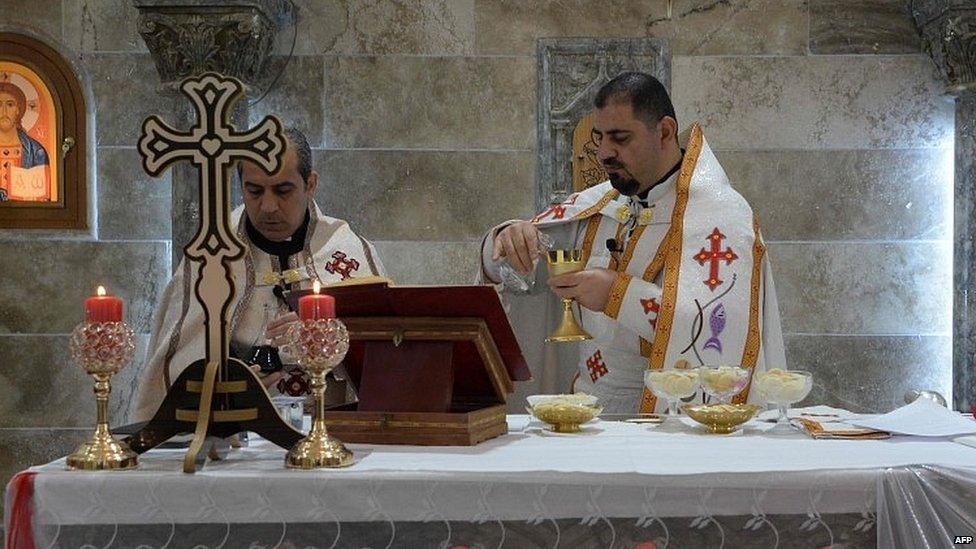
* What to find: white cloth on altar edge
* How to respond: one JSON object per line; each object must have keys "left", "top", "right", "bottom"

{"left": 21, "top": 415, "right": 976, "bottom": 527}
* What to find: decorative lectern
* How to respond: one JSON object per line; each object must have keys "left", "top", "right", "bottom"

{"left": 288, "top": 281, "right": 531, "bottom": 445}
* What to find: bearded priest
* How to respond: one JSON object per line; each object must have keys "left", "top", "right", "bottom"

{"left": 479, "top": 72, "right": 786, "bottom": 414}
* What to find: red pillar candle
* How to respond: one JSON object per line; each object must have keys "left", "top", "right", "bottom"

{"left": 85, "top": 286, "right": 123, "bottom": 322}
{"left": 298, "top": 280, "right": 335, "bottom": 320}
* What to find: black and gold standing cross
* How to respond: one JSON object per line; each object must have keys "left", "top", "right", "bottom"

{"left": 128, "top": 73, "right": 303, "bottom": 472}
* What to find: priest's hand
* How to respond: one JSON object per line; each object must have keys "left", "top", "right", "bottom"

{"left": 249, "top": 364, "right": 283, "bottom": 389}
{"left": 492, "top": 220, "right": 541, "bottom": 274}
{"left": 548, "top": 268, "right": 618, "bottom": 312}
{"left": 266, "top": 311, "right": 299, "bottom": 349}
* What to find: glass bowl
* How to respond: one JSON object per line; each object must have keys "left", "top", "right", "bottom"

{"left": 699, "top": 365, "right": 752, "bottom": 403}
{"left": 644, "top": 368, "right": 701, "bottom": 431}
{"left": 753, "top": 369, "right": 813, "bottom": 435}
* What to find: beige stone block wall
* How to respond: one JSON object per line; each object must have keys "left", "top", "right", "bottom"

{"left": 0, "top": 0, "right": 953, "bottom": 517}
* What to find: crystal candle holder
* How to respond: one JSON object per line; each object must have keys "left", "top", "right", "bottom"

{"left": 285, "top": 318, "right": 353, "bottom": 468}
{"left": 66, "top": 321, "right": 138, "bottom": 470}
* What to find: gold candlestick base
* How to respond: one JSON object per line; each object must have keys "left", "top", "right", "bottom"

{"left": 66, "top": 424, "right": 138, "bottom": 470}
{"left": 68, "top": 322, "right": 138, "bottom": 471}
{"left": 286, "top": 319, "right": 353, "bottom": 469}
{"left": 285, "top": 420, "right": 354, "bottom": 469}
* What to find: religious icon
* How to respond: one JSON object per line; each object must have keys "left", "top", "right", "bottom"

{"left": 571, "top": 112, "right": 608, "bottom": 193}
{"left": 0, "top": 62, "right": 57, "bottom": 203}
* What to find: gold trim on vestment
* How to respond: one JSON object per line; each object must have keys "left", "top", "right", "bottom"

{"left": 603, "top": 272, "right": 632, "bottom": 320}
{"left": 639, "top": 124, "right": 703, "bottom": 413}
{"left": 608, "top": 223, "right": 626, "bottom": 270}
{"left": 571, "top": 188, "right": 620, "bottom": 221}
{"left": 640, "top": 337, "right": 653, "bottom": 358}
{"left": 732, "top": 217, "right": 766, "bottom": 405}
{"left": 617, "top": 224, "right": 647, "bottom": 273}
{"left": 643, "top": 230, "right": 672, "bottom": 283}
{"left": 260, "top": 269, "right": 302, "bottom": 285}
{"left": 636, "top": 208, "right": 676, "bottom": 361}
{"left": 579, "top": 215, "right": 603, "bottom": 267}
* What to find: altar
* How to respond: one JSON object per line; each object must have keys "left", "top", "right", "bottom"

{"left": 6, "top": 414, "right": 976, "bottom": 548}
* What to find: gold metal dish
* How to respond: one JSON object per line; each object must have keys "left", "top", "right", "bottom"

{"left": 527, "top": 403, "right": 602, "bottom": 433}
{"left": 682, "top": 403, "right": 761, "bottom": 434}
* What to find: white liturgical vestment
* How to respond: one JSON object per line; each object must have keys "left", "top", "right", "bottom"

{"left": 133, "top": 200, "right": 385, "bottom": 422}
{"left": 481, "top": 124, "right": 786, "bottom": 414}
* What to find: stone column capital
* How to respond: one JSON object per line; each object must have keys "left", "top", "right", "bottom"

{"left": 911, "top": 0, "right": 976, "bottom": 95}
{"left": 132, "top": 0, "right": 296, "bottom": 91}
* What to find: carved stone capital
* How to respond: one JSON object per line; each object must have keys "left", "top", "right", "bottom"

{"left": 132, "top": 0, "right": 296, "bottom": 91}
{"left": 911, "top": 0, "right": 976, "bottom": 94}
{"left": 535, "top": 38, "right": 670, "bottom": 211}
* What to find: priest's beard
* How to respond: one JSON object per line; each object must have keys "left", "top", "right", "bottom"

{"left": 607, "top": 170, "right": 641, "bottom": 196}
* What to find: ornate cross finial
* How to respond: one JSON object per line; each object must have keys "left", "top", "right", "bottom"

{"left": 130, "top": 73, "right": 304, "bottom": 472}
{"left": 138, "top": 72, "right": 285, "bottom": 368}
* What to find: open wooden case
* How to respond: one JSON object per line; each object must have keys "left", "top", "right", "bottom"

{"left": 288, "top": 282, "right": 530, "bottom": 445}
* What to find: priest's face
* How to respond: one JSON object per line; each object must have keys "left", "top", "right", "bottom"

{"left": 240, "top": 146, "right": 318, "bottom": 241}
{"left": 593, "top": 101, "right": 677, "bottom": 196}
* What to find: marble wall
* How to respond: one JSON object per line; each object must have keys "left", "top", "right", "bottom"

{"left": 0, "top": 0, "right": 954, "bottom": 516}
{"left": 0, "top": 0, "right": 170, "bottom": 520}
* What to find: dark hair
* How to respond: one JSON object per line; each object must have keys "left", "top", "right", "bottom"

{"left": 0, "top": 82, "right": 28, "bottom": 127}
{"left": 236, "top": 125, "right": 312, "bottom": 187}
{"left": 283, "top": 126, "right": 312, "bottom": 184}
{"left": 594, "top": 72, "right": 676, "bottom": 129}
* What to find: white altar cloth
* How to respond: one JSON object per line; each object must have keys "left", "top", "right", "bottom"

{"left": 15, "top": 415, "right": 976, "bottom": 529}
{"left": 6, "top": 414, "right": 976, "bottom": 549}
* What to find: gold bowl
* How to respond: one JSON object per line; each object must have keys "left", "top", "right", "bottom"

{"left": 527, "top": 403, "right": 602, "bottom": 433}
{"left": 682, "top": 403, "right": 761, "bottom": 434}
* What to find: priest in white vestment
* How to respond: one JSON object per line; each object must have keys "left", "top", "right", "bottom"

{"left": 134, "top": 127, "right": 386, "bottom": 422}
{"left": 480, "top": 73, "right": 786, "bottom": 414}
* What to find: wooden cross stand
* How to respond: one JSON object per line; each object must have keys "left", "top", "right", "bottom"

{"left": 126, "top": 73, "right": 303, "bottom": 472}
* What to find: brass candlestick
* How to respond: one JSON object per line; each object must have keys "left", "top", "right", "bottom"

{"left": 285, "top": 318, "right": 353, "bottom": 469}
{"left": 67, "top": 321, "right": 138, "bottom": 470}
{"left": 545, "top": 249, "right": 593, "bottom": 343}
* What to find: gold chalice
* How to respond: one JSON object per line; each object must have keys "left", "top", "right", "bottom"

{"left": 67, "top": 321, "right": 138, "bottom": 470}
{"left": 545, "top": 249, "right": 592, "bottom": 343}
{"left": 285, "top": 317, "right": 354, "bottom": 468}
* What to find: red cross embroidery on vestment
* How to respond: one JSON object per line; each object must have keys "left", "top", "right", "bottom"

{"left": 325, "top": 251, "right": 360, "bottom": 280}
{"left": 531, "top": 193, "right": 578, "bottom": 223}
{"left": 277, "top": 370, "right": 310, "bottom": 396}
{"left": 692, "top": 228, "right": 738, "bottom": 291}
{"left": 640, "top": 297, "right": 660, "bottom": 329}
{"left": 586, "top": 350, "right": 609, "bottom": 382}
